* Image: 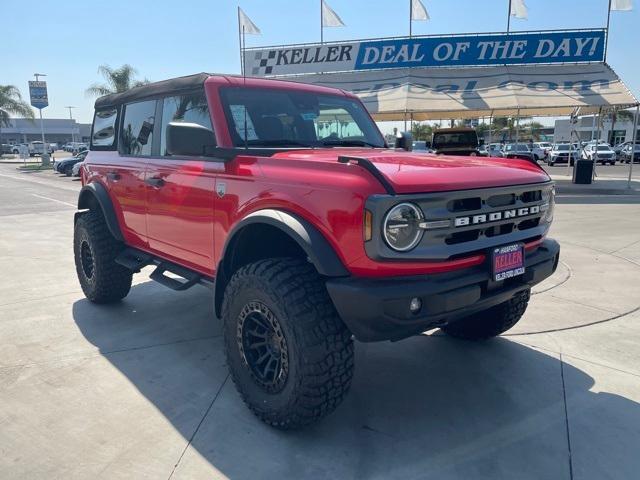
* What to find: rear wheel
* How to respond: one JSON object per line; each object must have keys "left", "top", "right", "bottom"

{"left": 74, "top": 210, "right": 132, "bottom": 303}
{"left": 441, "top": 290, "right": 530, "bottom": 340}
{"left": 222, "top": 258, "right": 354, "bottom": 429}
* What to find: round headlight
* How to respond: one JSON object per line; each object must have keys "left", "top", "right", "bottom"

{"left": 383, "top": 203, "right": 424, "bottom": 251}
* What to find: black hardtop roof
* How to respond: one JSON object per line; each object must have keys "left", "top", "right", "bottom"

{"left": 94, "top": 73, "right": 210, "bottom": 109}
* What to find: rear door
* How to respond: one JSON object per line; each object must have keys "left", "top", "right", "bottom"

{"left": 112, "top": 100, "right": 156, "bottom": 247}
{"left": 144, "top": 90, "right": 218, "bottom": 276}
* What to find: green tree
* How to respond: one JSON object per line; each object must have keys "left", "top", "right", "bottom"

{"left": 86, "top": 64, "right": 149, "bottom": 97}
{"left": 411, "top": 122, "right": 433, "bottom": 141}
{"left": 0, "top": 85, "right": 34, "bottom": 126}
{"left": 0, "top": 85, "right": 34, "bottom": 146}
{"left": 523, "top": 121, "right": 545, "bottom": 141}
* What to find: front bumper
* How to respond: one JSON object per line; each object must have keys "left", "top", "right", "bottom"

{"left": 326, "top": 239, "right": 560, "bottom": 342}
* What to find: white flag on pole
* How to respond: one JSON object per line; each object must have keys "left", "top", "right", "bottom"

{"left": 611, "top": 0, "right": 633, "bottom": 11}
{"left": 238, "top": 7, "right": 261, "bottom": 34}
{"left": 510, "top": 0, "right": 528, "bottom": 19}
{"left": 322, "top": 0, "right": 346, "bottom": 27}
{"left": 411, "top": 0, "right": 430, "bottom": 21}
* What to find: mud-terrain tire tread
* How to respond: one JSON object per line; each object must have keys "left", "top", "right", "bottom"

{"left": 222, "top": 258, "right": 354, "bottom": 430}
{"left": 74, "top": 209, "right": 132, "bottom": 303}
{"left": 441, "top": 289, "right": 530, "bottom": 340}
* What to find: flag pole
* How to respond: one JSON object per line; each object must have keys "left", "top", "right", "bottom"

{"left": 409, "top": 0, "right": 412, "bottom": 37}
{"left": 605, "top": 0, "right": 612, "bottom": 62}
{"left": 237, "top": 7, "right": 243, "bottom": 75}
{"left": 507, "top": 0, "right": 512, "bottom": 32}
{"left": 320, "top": 0, "right": 324, "bottom": 44}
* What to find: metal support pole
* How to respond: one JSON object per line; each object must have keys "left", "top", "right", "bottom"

{"left": 507, "top": 0, "right": 512, "bottom": 33}
{"left": 237, "top": 7, "right": 243, "bottom": 75}
{"left": 409, "top": 0, "right": 412, "bottom": 37}
{"left": 66, "top": 106, "right": 75, "bottom": 144}
{"left": 594, "top": 106, "right": 603, "bottom": 180}
{"left": 605, "top": 0, "right": 612, "bottom": 62}
{"left": 515, "top": 109, "right": 520, "bottom": 146}
{"left": 628, "top": 104, "right": 639, "bottom": 189}
{"left": 488, "top": 111, "right": 493, "bottom": 152}
{"left": 320, "top": 0, "right": 323, "bottom": 44}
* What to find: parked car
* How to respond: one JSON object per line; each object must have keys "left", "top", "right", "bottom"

{"left": 1, "top": 144, "right": 14, "bottom": 154}
{"left": 546, "top": 144, "right": 580, "bottom": 166}
{"left": 56, "top": 150, "right": 88, "bottom": 175}
{"left": 619, "top": 143, "right": 640, "bottom": 163}
{"left": 486, "top": 143, "right": 505, "bottom": 157}
{"left": 503, "top": 143, "right": 536, "bottom": 161}
{"left": 411, "top": 140, "right": 433, "bottom": 153}
{"left": 531, "top": 142, "right": 552, "bottom": 161}
{"left": 613, "top": 141, "right": 632, "bottom": 155}
{"left": 431, "top": 127, "right": 480, "bottom": 156}
{"left": 71, "top": 160, "right": 84, "bottom": 177}
{"left": 73, "top": 73, "right": 558, "bottom": 429}
{"left": 582, "top": 143, "right": 616, "bottom": 164}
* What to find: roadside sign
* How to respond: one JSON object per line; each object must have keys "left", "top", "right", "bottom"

{"left": 28, "top": 81, "right": 48, "bottom": 109}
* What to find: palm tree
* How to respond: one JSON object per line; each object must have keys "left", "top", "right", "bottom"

{"left": 86, "top": 64, "right": 149, "bottom": 97}
{"left": 0, "top": 85, "right": 34, "bottom": 146}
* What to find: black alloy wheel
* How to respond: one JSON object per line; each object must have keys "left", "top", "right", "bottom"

{"left": 237, "top": 301, "right": 289, "bottom": 393}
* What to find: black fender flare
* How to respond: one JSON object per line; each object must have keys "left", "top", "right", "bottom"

{"left": 214, "top": 209, "right": 349, "bottom": 316}
{"left": 75, "top": 182, "right": 124, "bottom": 242}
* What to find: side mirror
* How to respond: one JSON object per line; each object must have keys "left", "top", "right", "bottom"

{"left": 395, "top": 131, "right": 413, "bottom": 151}
{"left": 166, "top": 122, "right": 216, "bottom": 157}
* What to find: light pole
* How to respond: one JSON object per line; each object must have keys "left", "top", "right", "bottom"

{"left": 65, "top": 106, "right": 75, "bottom": 144}
{"left": 34, "top": 73, "right": 48, "bottom": 163}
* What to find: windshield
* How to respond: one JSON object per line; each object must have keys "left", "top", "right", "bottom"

{"left": 219, "top": 87, "right": 385, "bottom": 148}
{"left": 554, "top": 144, "right": 570, "bottom": 151}
{"left": 432, "top": 131, "right": 478, "bottom": 148}
{"left": 506, "top": 144, "right": 530, "bottom": 152}
{"left": 596, "top": 146, "right": 612, "bottom": 151}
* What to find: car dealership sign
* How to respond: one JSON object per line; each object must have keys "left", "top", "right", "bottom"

{"left": 245, "top": 29, "right": 606, "bottom": 76}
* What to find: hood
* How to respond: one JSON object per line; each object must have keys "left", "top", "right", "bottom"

{"left": 272, "top": 148, "right": 550, "bottom": 194}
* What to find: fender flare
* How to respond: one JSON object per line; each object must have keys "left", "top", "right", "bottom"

{"left": 75, "top": 182, "right": 124, "bottom": 242}
{"left": 214, "top": 209, "right": 349, "bottom": 316}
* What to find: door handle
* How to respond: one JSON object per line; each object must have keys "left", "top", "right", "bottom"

{"left": 106, "top": 171, "right": 120, "bottom": 181}
{"left": 145, "top": 176, "right": 165, "bottom": 188}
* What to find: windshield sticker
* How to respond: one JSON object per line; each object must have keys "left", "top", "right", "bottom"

{"left": 230, "top": 105, "right": 258, "bottom": 141}
{"left": 300, "top": 112, "right": 318, "bottom": 121}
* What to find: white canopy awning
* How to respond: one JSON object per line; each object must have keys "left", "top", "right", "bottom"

{"left": 282, "top": 63, "right": 637, "bottom": 120}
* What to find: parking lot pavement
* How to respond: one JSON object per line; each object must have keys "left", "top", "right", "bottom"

{"left": 1, "top": 164, "right": 639, "bottom": 479}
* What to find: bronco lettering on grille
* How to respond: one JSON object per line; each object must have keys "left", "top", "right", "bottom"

{"left": 454, "top": 205, "right": 541, "bottom": 227}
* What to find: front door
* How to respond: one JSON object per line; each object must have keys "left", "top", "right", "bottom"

{"left": 144, "top": 92, "right": 218, "bottom": 277}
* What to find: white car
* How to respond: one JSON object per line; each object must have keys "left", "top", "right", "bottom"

{"left": 582, "top": 143, "right": 616, "bottom": 164}
{"left": 546, "top": 144, "right": 580, "bottom": 166}
{"left": 71, "top": 160, "right": 84, "bottom": 177}
{"left": 531, "top": 142, "right": 552, "bottom": 161}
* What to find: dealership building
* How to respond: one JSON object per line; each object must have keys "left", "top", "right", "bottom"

{"left": 554, "top": 114, "right": 639, "bottom": 144}
{"left": 0, "top": 118, "right": 91, "bottom": 145}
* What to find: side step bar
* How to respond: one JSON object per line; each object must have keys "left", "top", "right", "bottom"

{"left": 115, "top": 247, "right": 213, "bottom": 291}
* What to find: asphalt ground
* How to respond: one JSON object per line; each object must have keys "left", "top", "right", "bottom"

{"left": 1, "top": 164, "right": 639, "bottom": 479}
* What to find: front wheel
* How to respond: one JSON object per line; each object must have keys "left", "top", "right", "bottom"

{"left": 441, "top": 290, "right": 530, "bottom": 340}
{"left": 222, "top": 258, "right": 354, "bottom": 429}
{"left": 74, "top": 210, "right": 132, "bottom": 303}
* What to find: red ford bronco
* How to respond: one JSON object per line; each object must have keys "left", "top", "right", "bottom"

{"left": 75, "top": 73, "right": 559, "bottom": 429}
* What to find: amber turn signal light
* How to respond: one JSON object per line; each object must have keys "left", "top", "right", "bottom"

{"left": 363, "top": 209, "right": 372, "bottom": 242}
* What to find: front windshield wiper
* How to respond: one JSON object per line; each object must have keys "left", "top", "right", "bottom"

{"left": 321, "top": 139, "right": 382, "bottom": 148}
{"left": 245, "top": 139, "right": 315, "bottom": 148}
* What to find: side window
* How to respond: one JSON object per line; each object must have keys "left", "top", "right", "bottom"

{"left": 91, "top": 108, "right": 117, "bottom": 148}
{"left": 120, "top": 100, "right": 156, "bottom": 156}
{"left": 160, "top": 91, "right": 213, "bottom": 156}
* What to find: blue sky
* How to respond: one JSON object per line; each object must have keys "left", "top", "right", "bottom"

{"left": 4, "top": 0, "right": 639, "bottom": 123}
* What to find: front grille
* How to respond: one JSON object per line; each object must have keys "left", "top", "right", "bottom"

{"left": 365, "top": 182, "right": 553, "bottom": 262}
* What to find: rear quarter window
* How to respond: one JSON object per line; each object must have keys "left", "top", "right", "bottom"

{"left": 91, "top": 108, "right": 118, "bottom": 149}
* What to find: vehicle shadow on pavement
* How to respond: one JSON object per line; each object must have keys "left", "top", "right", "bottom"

{"left": 72, "top": 281, "right": 640, "bottom": 479}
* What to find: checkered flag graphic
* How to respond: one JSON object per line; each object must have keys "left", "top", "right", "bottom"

{"left": 251, "top": 50, "right": 277, "bottom": 76}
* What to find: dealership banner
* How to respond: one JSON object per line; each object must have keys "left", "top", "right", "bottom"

{"left": 28, "top": 81, "right": 48, "bottom": 109}
{"left": 245, "top": 29, "right": 606, "bottom": 76}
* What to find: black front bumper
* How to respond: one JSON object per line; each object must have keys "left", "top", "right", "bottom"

{"left": 326, "top": 239, "right": 560, "bottom": 342}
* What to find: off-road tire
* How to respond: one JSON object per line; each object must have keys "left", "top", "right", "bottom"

{"left": 222, "top": 258, "right": 354, "bottom": 430}
{"left": 441, "top": 289, "right": 530, "bottom": 340}
{"left": 74, "top": 210, "right": 132, "bottom": 303}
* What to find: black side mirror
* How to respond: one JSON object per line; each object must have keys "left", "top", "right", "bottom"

{"left": 166, "top": 122, "right": 216, "bottom": 157}
{"left": 395, "top": 131, "right": 413, "bottom": 151}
